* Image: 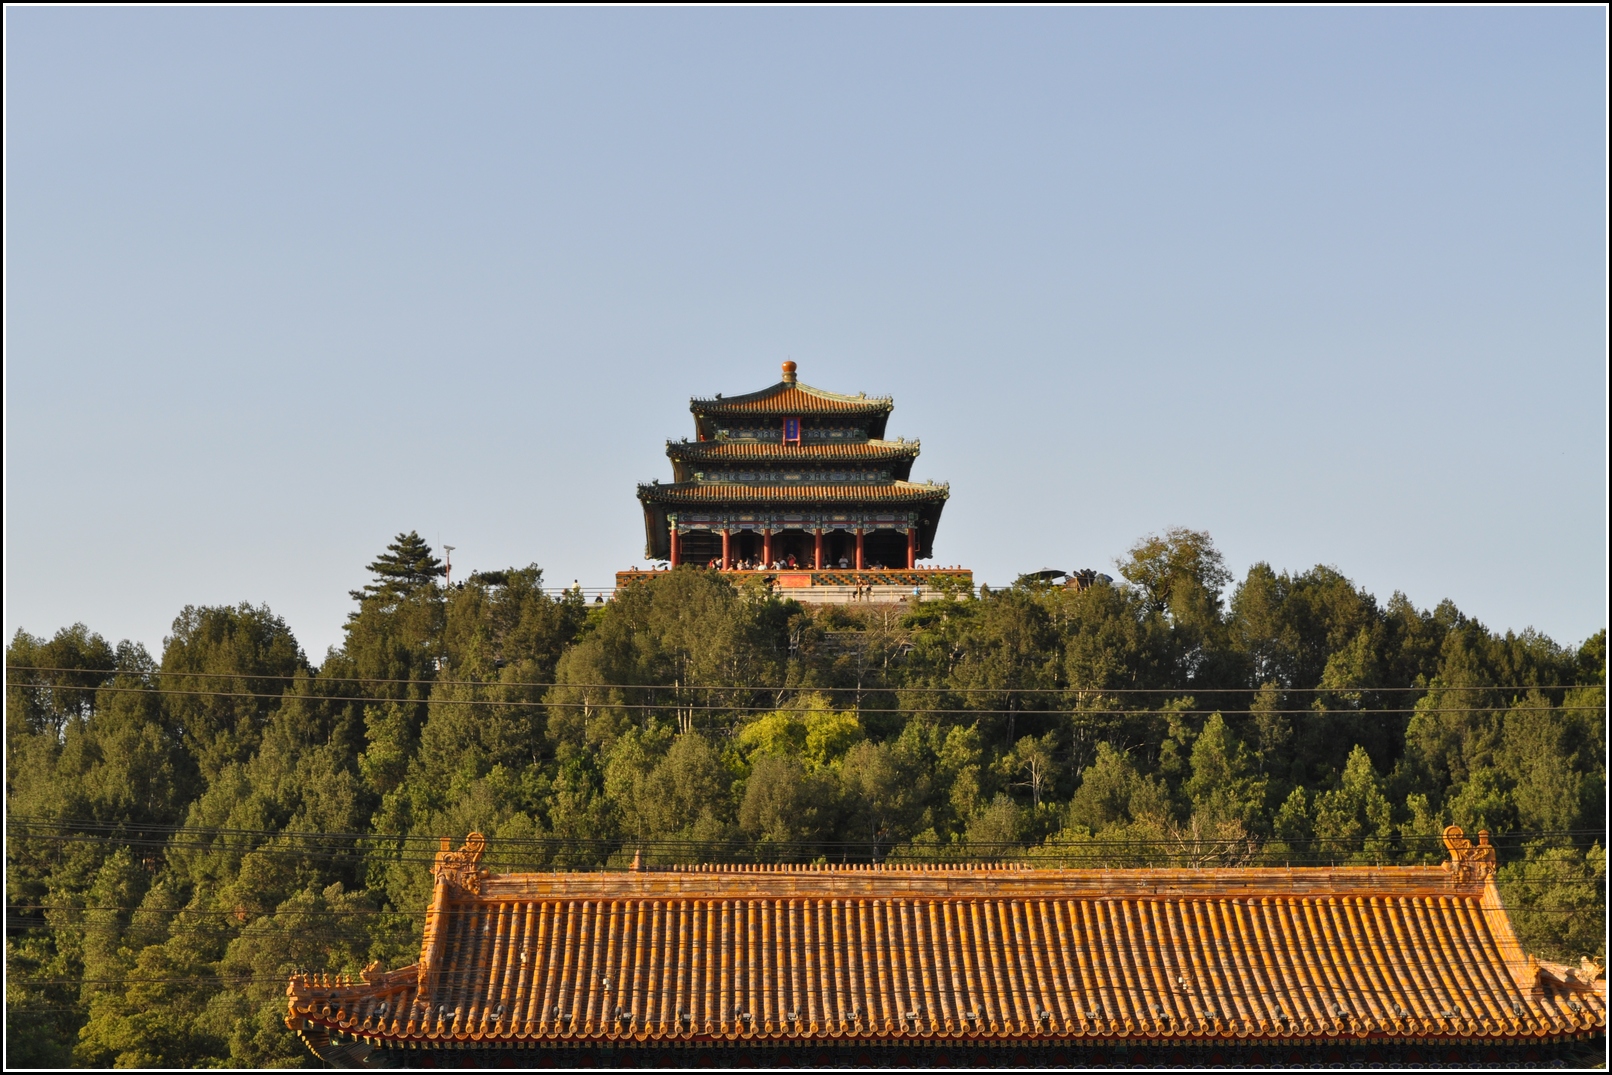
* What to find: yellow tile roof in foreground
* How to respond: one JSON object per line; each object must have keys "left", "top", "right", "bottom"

{"left": 288, "top": 829, "right": 1605, "bottom": 1051}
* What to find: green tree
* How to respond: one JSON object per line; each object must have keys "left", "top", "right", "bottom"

{"left": 1269, "top": 787, "right": 1312, "bottom": 860}
{"left": 1118, "top": 527, "right": 1230, "bottom": 629}
{"left": 1500, "top": 844, "right": 1606, "bottom": 965}
{"left": 641, "top": 733, "right": 733, "bottom": 851}
{"left": 6, "top": 624, "right": 118, "bottom": 741}
{"left": 6, "top": 528, "right": 1608, "bottom": 1067}
{"left": 943, "top": 589, "right": 1059, "bottom": 745}
{"left": 1066, "top": 743, "right": 1172, "bottom": 832}
{"left": 1311, "top": 745, "right": 1394, "bottom": 862}
{"left": 1000, "top": 732, "right": 1058, "bottom": 807}
{"left": 965, "top": 795, "right": 1027, "bottom": 856}
{"left": 736, "top": 693, "right": 864, "bottom": 772}
{"left": 159, "top": 604, "right": 307, "bottom": 782}
{"left": 351, "top": 531, "right": 446, "bottom": 602}
{"left": 739, "top": 754, "right": 837, "bottom": 853}
{"left": 839, "top": 739, "right": 929, "bottom": 858}
{"left": 546, "top": 569, "right": 788, "bottom": 751}
{"left": 931, "top": 724, "right": 989, "bottom": 835}
{"left": 1183, "top": 713, "right": 1267, "bottom": 833}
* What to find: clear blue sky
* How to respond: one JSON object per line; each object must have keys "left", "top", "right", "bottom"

{"left": 6, "top": 8, "right": 1606, "bottom": 662}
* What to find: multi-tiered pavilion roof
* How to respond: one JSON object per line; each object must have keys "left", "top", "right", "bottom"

{"left": 637, "top": 363, "right": 949, "bottom": 572}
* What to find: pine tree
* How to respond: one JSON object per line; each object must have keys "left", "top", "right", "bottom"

{"left": 351, "top": 532, "right": 446, "bottom": 602}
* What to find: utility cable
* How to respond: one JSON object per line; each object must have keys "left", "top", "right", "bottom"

{"left": 5, "top": 681, "right": 1600, "bottom": 716}
{"left": 9, "top": 665, "right": 1602, "bottom": 695}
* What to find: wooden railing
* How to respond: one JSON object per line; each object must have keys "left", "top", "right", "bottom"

{"left": 615, "top": 567, "right": 973, "bottom": 589}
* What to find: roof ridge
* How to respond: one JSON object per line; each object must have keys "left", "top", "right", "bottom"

{"left": 691, "top": 380, "right": 893, "bottom": 408}
{"left": 637, "top": 480, "right": 950, "bottom": 504}
{"left": 655, "top": 861, "right": 1033, "bottom": 874}
{"left": 665, "top": 439, "right": 920, "bottom": 452}
{"left": 470, "top": 859, "right": 1488, "bottom": 900}
{"left": 480, "top": 862, "right": 1460, "bottom": 879}
{"left": 642, "top": 477, "right": 945, "bottom": 488}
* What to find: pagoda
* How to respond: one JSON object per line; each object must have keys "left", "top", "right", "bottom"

{"left": 627, "top": 362, "right": 969, "bottom": 600}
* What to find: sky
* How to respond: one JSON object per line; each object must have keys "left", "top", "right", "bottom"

{"left": 5, "top": 8, "right": 1607, "bottom": 663}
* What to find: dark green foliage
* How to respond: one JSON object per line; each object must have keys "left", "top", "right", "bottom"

{"left": 1499, "top": 843, "right": 1607, "bottom": 965}
{"left": 5, "top": 533, "right": 1605, "bottom": 1066}
{"left": 350, "top": 531, "right": 446, "bottom": 603}
{"left": 160, "top": 604, "right": 307, "bottom": 781}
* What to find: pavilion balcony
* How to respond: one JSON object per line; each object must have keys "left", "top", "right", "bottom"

{"left": 615, "top": 566, "right": 974, "bottom": 604}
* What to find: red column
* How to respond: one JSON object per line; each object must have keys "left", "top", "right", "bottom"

{"left": 814, "top": 529, "right": 823, "bottom": 569}
{"left": 669, "top": 523, "right": 680, "bottom": 567}
{"left": 762, "top": 529, "right": 773, "bottom": 567}
{"left": 721, "top": 529, "right": 732, "bottom": 571}
{"left": 855, "top": 529, "right": 865, "bottom": 571}
{"left": 906, "top": 527, "right": 916, "bottom": 570}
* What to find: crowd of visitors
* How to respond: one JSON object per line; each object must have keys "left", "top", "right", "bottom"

{"left": 639, "top": 560, "right": 967, "bottom": 574}
{"left": 706, "top": 554, "right": 808, "bottom": 570}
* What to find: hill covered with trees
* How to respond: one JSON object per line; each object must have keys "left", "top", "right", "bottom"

{"left": 7, "top": 529, "right": 1605, "bottom": 1066}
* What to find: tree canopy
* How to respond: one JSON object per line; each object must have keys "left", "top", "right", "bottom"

{"left": 349, "top": 531, "right": 446, "bottom": 603}
{"left": 5, "top": 529, "right": 1605, "bottom": 1066}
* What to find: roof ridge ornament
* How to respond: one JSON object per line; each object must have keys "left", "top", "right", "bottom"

{"left": 434, "top": 832, "right": 488, "bottom": 895}
{"left": 1442, "top": 824, "right": 1496, "bottom": 885}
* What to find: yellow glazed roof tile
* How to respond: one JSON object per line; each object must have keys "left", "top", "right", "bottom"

{"left": 667, "top": 440, "right": 918, "bottom": 462}
{"left": 288, "top": 832, "right": 1607, "bottom": 1048}
{"left": 639, "top": 480, "right": 948, "bottom": 505}
{"left": 691, "top": 382, "right": 893, "bottom": 417}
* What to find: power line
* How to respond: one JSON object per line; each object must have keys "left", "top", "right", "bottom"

{"left": 10, "top": 817, "right": 1602, "bottom": 876}
{"left": 9, "top": 665, "right": 1601, "bottom": 695}
{"left": 9, "top": 817, "right": 1603, "bottom": 843}
{"left": 10, "top": 905, "right": 427, "bottom": 916}
{"left": 8, "top": 903, "right": 1599, "bottom": 920}
{"left": 6, "top": 968, "right": 1600, "bottom": 1009}
{"left": 9, "top": 833, "right": 1602, "bottom": 871}
{"left": 11, "top": 975, "right": 296, "bottom": 986}
{"left": 8, "top": 816, "right": 1600, "bottom": 845}
{"left": 6, "top": 681, "right": 1600, "bottom": 716}
{"left": 7, "top": 838, "right": 1604, "bottom": 879}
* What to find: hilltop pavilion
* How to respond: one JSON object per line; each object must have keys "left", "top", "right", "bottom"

{"left": 620, "top": 362, "right": 970, "bottom": 601}
{"left": 639, "top": 361, "right": 946, "bottom": 571}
